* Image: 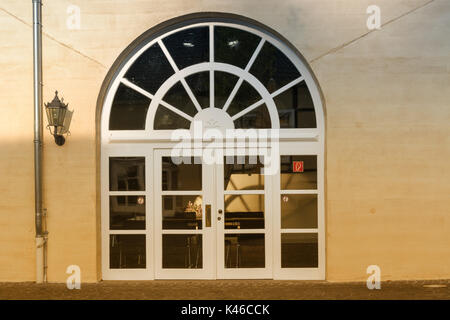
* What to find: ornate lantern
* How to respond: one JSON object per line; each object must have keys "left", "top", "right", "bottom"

{"left": 45, "top": 91, "right": 73, "bottom": 146}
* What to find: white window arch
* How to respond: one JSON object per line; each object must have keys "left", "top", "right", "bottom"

{"left": 99, "top": 13, "right": 325, "bottom": 280}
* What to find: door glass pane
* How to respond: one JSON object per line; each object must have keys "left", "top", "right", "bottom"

{"left": 162, "top": 157, "right": 202, "bottom": 190}
{"left": 110, "top": 196, "right": 145, "bottom": 230}
{"left": 109, "top": 157, "right": 145, "bottom": 191}
{"left": 224, "top": 156, "right": 264, "bottom": 191}
{"left": 162, "top": 234, "right": 202, "bottom": 269}
{"left": 110, "top": 234, "right": 146, "bottom": 269}
{"left": 281, "top": 194, "right": 318, "bottom": 229}
{"left": 162, "top": 195, "right": 202, "bottom": 229}
{"left": 280, "top": 155, "right": 317, "bottom": 189}
{"left": 224, "top": 194, "right": 264, "bottom": 229}
{"left": 281, "top": 233, "right": 318, "bottom": 268}
{"left": 224, "top": 234, "right": 265, "bottom": 268}
{"left": 214, "top": 26, "right": 261, "bottom": 69}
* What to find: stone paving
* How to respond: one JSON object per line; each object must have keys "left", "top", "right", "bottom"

{"left": 0, "top": 279, "right": 449, "bottom": 300}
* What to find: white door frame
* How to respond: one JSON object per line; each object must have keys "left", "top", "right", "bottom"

{"left": 100, "top": 18, "right": 325, "bottom": 280}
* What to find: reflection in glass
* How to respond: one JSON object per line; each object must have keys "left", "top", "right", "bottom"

{"left": 234, "top": 104, "right": 271, "bottom": 129}
{"left": 161, "top": 81, "right": 198, "bottom": 117}
{"left": 215, "top": 71, "right": 238, "bottom": 109}
{"left": 163, "top": 27, "right": 209, "bottom": 70}
{"left": 186, "top": 72, "right": 209, "bottom": 109}
{"left": 274, "top": 81, "right": 316, "bottom": 128}
{"left": 280, "top": 155, "right": 317, "bottom": 189}
{"left": 162, "top": 195, "right": 202, "bottom": 229}
{"left": 162, "top": 234, "right": 202, "bottom": 269}
{"left": 109, "top": 157, "right": 145, "bottom": 191}
{"left": 110, "top": 234, "right": 146, "bottom": 269}
{"left": 162, "top": 157, "right": 202, "bottom": 190}
{"left": 224, "top": 156, "right": 264, "bottom": 191}
{"left": 109, "top": 84, "right": 151, "bottom": 130}
{"left": 124, "top": 43, "right": 174, "bottom": 95}
{"left": 214, "top": 26, "right": 261, "bottom": 69}
{"left": 154, "top": 106, "right": 191, "bottom": 130}
{"left": 110, "top": 196, "right": 145, "bottom": 230}
{"left": 227, "top": 80, "right": 261, "bottom": 117}
{"left": 281, "top": 194, "right": 318, "bottom": 229}
{"left": 225, "top": 234, "right": 265, "bottom": 268}
{"left": 281, "top": 233, "right": 318, "bottom": 268}
{"left": 224, "top": 194, "right": 264, "bottom": 229}
{"left": 250, "top": 41, "right": 301, "bottom": 93}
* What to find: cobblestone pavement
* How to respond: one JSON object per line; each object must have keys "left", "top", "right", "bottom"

{"left": 0, "top": 280, "right": 449, "bottom": 300}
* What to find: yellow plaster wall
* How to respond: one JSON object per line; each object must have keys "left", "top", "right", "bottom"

{"left": 0, "top": 0, "right": 448, "bottom": 282}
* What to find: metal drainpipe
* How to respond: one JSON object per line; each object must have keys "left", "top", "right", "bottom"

{"left": 33, "top": 0, "right": 46, "bottom": 284}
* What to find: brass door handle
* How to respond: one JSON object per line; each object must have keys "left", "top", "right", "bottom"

{"left": 206, "top": 204, "right": 211, "bottom": 227}
{"left": 217, "top": 216, "right": 222, "bottom": 221}
{"left": 218, "top": 209, "right": 223, "bottom": 214}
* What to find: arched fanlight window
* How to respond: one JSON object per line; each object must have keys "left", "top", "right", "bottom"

{"left": 102, "top": 15, "right": 323, "bottom": 139}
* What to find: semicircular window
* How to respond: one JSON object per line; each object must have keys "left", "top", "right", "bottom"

{"left": 108, "top": 23, "right": 318, "bottom": 131}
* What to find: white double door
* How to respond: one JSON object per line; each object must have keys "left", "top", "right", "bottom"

{"left": 154, "top": 149, "right": 273, "bottom": 279}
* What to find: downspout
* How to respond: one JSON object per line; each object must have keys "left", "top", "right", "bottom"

{"left": 33, "top": 0, "right": 45, "bottom": 283}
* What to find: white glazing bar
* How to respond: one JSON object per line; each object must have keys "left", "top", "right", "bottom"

{"left": 158, "top": 39, "right": 203, "bottom": 113}
{"left": 280, "top": 190, "right": 318, "bottom": 194}
{"left": 161, "top": 191, "right": 203, "bottom": 196}
{"left": 244, "top": 39, "right": 265, "bottom": 72}
{"left": 109, "top": 230, "right": 147, "bottom": 235}
{"left": 231, "top": 75, "right": 305, "bottom": 121}
{"left": 230, "top": 98, "right": 265, "bottom": 121}
{"left": 270, "top": 76, "right": 304, "bottom": 98}
{"left": 159, "top": 100, "right": 194, "bottom": 122}
{"left": 109, "top": 191, "right": 146, "bottom": 196}
{"left": 222, "top": 39, "right": 265, "bottom": 112}
{"left": 280, "top": 229, "right": 318, "bottom": 233}
{"left": 161, "top": 230, "right": 204, "bottom": 234}
{"left": 209, "top": 25, "right": 215, "bottom": 108}
{"left": 180, "top": 78, "right": 203, "bottom": 112}
{"left": 222, "top": 229, "right": 266, "bottom": 234}
{"left": 121, "top": 78, "right": 154, "bottom": 99}
{"left": 223, "top": 190, "right": 265, "bottom": 195}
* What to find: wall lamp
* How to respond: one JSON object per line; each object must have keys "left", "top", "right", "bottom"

{"left": 45, "top": 91, "right": 73, "bottom": 146}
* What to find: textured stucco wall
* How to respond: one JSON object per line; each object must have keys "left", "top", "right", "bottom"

{"left": 0, "top": 0, "right": 448, "bottom": 282}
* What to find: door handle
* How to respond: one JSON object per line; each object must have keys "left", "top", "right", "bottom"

{"left": 205, "top": 204, "right": 211, "bottom": 227}
{"left": 218, "top": 209, "right": 223, "bottom": 214}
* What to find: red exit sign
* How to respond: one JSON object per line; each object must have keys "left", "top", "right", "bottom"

{"left": 293, "top": 161, "right": 304, "bottom": 172}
